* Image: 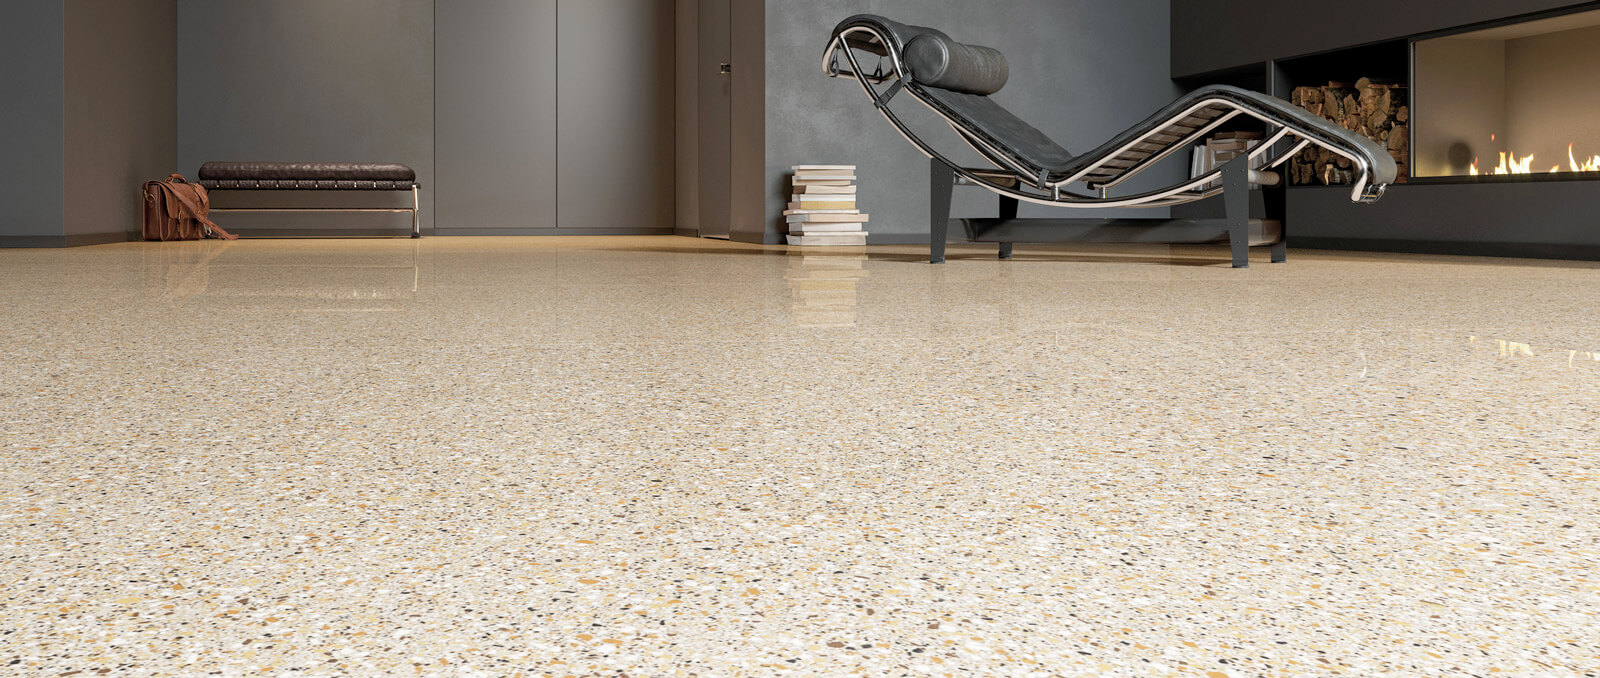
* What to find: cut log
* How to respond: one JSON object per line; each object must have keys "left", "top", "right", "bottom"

{"left": 1366, "top": 87, "right": 1394, "bottom": 131}
{"left": 1388, "top": 124, "right": 1409, "bottom": 155}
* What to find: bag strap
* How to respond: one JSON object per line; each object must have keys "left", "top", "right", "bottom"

{"left": 160, "top": 181, "right": 238, "bottom": 240}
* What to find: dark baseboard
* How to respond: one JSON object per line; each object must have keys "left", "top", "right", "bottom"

{"left": 0, "top": 236, "right": 69, "bottom": 248}
{"left": 430, "top": 227, "right": 674, "bottom": 236}
{"left": 1291, "top": 237, "right": 1600, "bottom": 262}
{"left": 67, "top": 232, "right": 134, "bottom": 247}
{"left": 228, "top": 228, "right": 422, "bottom": 238}
{"left": 1, "top": 232, "right": 131, "bottom": 248}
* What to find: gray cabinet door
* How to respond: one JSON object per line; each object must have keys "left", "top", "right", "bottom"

{"left": 557, "top": 0, "right": 676, "bottom": 230}
{"left": 435, "top": 0, "right": 558, "bottom": 231}
{"left": 696, "top": 0, "right": 732, "bottom": 238}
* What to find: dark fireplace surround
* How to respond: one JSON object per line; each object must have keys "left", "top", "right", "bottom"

{"left": 1173, "top": 1, "right": 1600, "bottom": 260}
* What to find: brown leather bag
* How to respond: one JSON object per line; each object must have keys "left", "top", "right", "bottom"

{"left": 142, "top": 174, "right": 237, "bottom": 241}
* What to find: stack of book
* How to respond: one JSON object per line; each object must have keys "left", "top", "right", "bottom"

{"left": 787, "top": 251, "right": 869, "bottom": 327}
{"left": 786, "top": 165, "right": 868, "bottom": 246}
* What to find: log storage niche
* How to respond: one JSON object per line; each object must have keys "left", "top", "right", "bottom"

{"left": 1289, "top": 79, "right": 1409, "bottom": 186}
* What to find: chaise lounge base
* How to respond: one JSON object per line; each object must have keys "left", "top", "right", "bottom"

{"left": 197, "top": 162, "right": 421, "bottom": 238}
{"left": 932, "top": 155, "right": 1287, "bottom": 267}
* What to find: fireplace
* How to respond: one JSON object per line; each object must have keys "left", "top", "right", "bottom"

{"left": 1413, "top": 8, "right": 1600, "bottom": 179}
{"left": 1175, "top": 2, "right": 1600, "bottom": 260}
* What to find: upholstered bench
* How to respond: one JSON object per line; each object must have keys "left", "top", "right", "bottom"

{"left": 197, "top": 162, "right": 421, "bottom": 238}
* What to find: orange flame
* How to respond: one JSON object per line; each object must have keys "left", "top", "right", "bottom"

{"left": 1569, "top": 144, "right": 1600, "bottom": 172}
{"left": 1470, "top": 138, "right": 1600, "bottom": 175}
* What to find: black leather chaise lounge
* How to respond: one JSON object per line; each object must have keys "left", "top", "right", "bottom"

{"left": 824, "top": 15, "right": 1396, "bottom": 267}
{"left": 198, "top": 162, "right": 421, "bottom": 238}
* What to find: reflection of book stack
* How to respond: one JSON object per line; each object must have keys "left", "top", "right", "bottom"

{"left": 1190, "top": 132, "right": 1262, "bottom": 185}
{"left": 787, "top": 252, "right": 869, "bottom": 327}
{"left": 786, "top": 165, "right": 868, "bottom": 246}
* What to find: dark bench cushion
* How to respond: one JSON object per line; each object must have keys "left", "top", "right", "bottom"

{"left": 197, "top": 162, "right": 417, "bottom": 190}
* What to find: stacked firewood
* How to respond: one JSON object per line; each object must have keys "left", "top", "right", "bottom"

{"left": 1288, "top": 78, "right": 1409, "bottom": 185}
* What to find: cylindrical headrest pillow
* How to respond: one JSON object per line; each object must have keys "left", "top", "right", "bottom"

{"left": 903, "top": 33, "right": 1009, "bottom": 95}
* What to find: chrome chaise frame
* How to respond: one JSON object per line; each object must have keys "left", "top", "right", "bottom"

{"left": 822, "top": 18, "right": 1393, "bottom": 266}
{"left": 823, "top": 24, "right": 1387, "bottom": 207}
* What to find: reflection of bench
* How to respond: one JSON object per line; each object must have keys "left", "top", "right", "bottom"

{"left": 197, "top": 162, "right": 420, "bottom": 238}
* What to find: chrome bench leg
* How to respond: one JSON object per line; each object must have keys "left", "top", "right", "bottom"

{"left": 411, "top": 185, "right": 421, "bottom": 238}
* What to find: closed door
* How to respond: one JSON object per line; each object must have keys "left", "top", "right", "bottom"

{"left": 697, "top": 0, "right": 732, "bottom": 239}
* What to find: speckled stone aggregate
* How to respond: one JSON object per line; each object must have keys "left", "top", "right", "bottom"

{"left": 1, "top": 237, "right": 1598, "bottom": 677}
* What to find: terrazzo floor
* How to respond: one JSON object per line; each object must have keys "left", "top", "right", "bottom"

{"left": 2, "top": 236, "right": 1598, "bottom": 677}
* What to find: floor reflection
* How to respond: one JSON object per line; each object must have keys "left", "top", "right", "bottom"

{"left": 141, "top": 239, "right": 421, "bottom": 308}
{"left": 786, "top": 250, "right": 869, "bottom": 327}
{"left": 1468, "top": 335, "right": 1599, "bottom": 369}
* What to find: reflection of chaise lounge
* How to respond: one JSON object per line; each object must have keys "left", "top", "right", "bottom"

{"left": 824, "top": 15, "right": 1396, "bottom": 267}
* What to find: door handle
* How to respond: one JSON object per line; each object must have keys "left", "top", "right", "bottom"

{"left": 718, "top": 63, "right": 732, "bottom": 75}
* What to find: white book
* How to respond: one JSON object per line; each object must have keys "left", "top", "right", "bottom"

{"left": 787, "top": 233, "right": 868, "bottom": 246}
{"left": 786, "top": 213, "right": 869, "bottom": 223}
{"left": 786, "top": 206, "right": 860, "bottom": 214}
{"left": 792, "top": 174, "right": 857, "bottom": 181}
{"left": 791, "top": 224, "right": 865, "bottom": 234}
{"left": 791, "top": 165, "right": 856, "bottom": 170}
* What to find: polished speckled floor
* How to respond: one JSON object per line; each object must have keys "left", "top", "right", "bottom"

{"left": 2, "top": 236, "right": 1598, "bottom": 677}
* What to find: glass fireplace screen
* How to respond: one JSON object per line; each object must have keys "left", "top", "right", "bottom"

{"left": 1414, "top": 9, "right": 1600, "bottom": 178}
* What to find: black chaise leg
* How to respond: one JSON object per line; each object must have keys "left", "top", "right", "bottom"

{"left": 929, "top": 159, "right": 956, "bottom": 264}
{"left": 1221, "top": 155, "right": 1251, "bottom": 268}
{"left": 998, "top": 195, "right": 1017, "bottom": 259}
{"left": 1264, "top": 180, "right": 1288, "bottom": 263}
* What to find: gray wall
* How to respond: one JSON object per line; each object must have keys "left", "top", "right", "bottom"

{"left": 1172, "top": 0, "right": 1587, "bottom": 78}
{"left": 762, "top": 0, "right": 1178, "bottom": 245}
{"left": 11, "top": 0, "right": 677, "bottom": 243}
{"left": 176, "top": 0, "right": 434, "bottom": 235}
{"left": 0, "top": 1, "right": 66, "bottom": 242}
{"left": 65, "top": 0, "right": 177, "bottom": 243}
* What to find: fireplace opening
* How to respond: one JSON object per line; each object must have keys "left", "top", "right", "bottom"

{"left": 1415, "top": 8, "right": 1600, "bottom": 179}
